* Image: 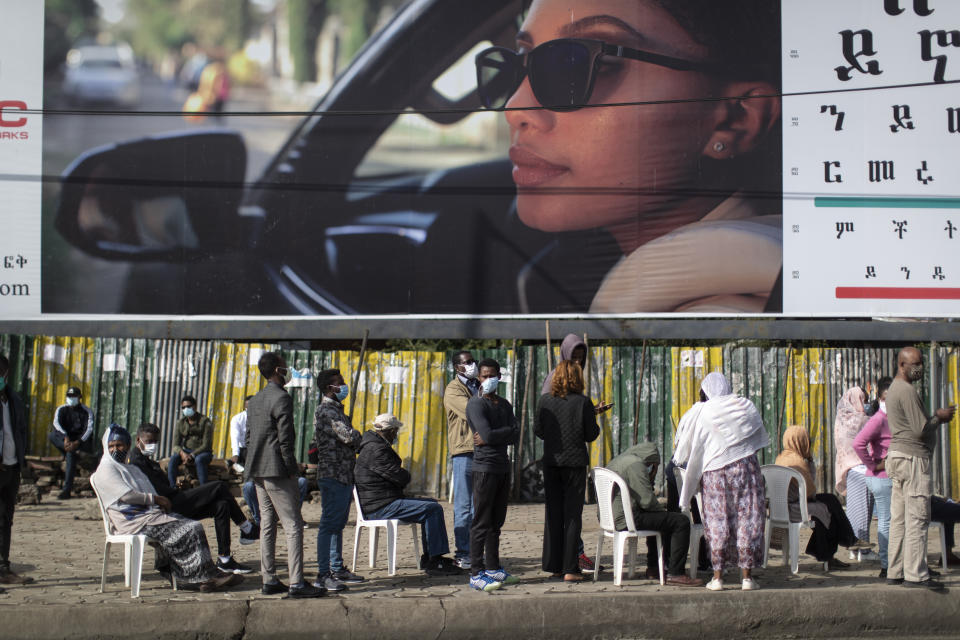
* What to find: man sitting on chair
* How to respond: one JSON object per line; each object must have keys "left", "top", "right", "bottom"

{"left": 605, "top": 442, "right": 703, "bottom": 586}
{"left": 354, "top": 413, "right": 460, "bottom": 576}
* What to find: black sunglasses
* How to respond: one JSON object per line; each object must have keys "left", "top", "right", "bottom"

{"left": 476, "top": 38, "right": 715, "bottom": 112}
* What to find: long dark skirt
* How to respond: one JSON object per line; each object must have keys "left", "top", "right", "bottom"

{"left": 141, "top": 516, "right": 220, "bottom": 585}
{"left": 806, "top": 493, "right": 859, "bottom": 561}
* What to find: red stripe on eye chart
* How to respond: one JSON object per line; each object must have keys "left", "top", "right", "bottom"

{"left": 836, "top": 287, "right": 960, "bottom": 300}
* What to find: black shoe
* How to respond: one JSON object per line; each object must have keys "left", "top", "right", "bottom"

{"left": 57, "top": 490, "right": 71, "bottom": 500}
{"left": 288, "top": 583, "right": 326, "bottom": 598}
{"left": 928, "top": 568, "right": 941, "bottom": 578}
{"left": 261, "top": 580, "right": 288, "bottom": 595}
{"left": 827, "top": 558, "right": 850, "bottom": 570}
{"left": 239, "top": 523, "right": 260, "bottom": 546}
{"left": 332, "top": 568, "right": 366, "bottom": 584}
{"left": 423, "top": 556, "right": 462, "bottom": 576}
{"left": 903, "top": 578, "right": 945, "bottom": 591}
{"left": 217, "top": 557, "right": 253, "bottom": 574}
{"left": 886, "top": 577, "right": 904, "bottom": 586}
{"left": 878, "top": 568, "right": 887, "bottom": 579}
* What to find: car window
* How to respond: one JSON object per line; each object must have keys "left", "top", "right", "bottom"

{"left": 355, "top": 40, "right": 509, "bottom": 178}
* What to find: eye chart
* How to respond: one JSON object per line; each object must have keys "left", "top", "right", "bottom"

{"left": 782, "top": 0, "right": 960, "bottom": 315}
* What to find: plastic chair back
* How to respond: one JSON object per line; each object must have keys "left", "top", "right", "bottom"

{"left": 761, "top": 464, "right": 811, "bottom": 525}
{"left": 593, "top": 467, "right": 637, "bottom": 532}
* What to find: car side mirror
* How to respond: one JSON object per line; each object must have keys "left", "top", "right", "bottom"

{"left": 55, "top": 130, "right": 246, "bottom": 261}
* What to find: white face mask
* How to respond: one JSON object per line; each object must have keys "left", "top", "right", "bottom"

{"left": 141, "top": 442, "right": 157, "bottom": 458}
{"left": 67, "top": 397, "right": 80, "bottom": 407}
{"left": 879, "top": 400, "right": 887, "bottom": 414}
{"left": 460, "top": 362, "right": 478, "bottom": 380}
{"left": 480, "top": 376, "right": 500, "bottom": 395}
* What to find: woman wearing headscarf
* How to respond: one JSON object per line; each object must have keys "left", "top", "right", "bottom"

{"left": 775, "top": 425, "right": 873, "bottom": 570}
{"left": 90, "top": 425, "right": 243, "bottom": 592}
{"left": 834, "top": 386, "right": 873, "bottom": 552}
{"left": 672, "top": 372, "right": 769, "bottom": 591}
{"left": 535, "top": 360, "right": 600, "bottom": 582}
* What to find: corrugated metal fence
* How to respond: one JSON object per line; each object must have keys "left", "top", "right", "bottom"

{"left": 2, "top": 335, "right": 957, "bottom": 499}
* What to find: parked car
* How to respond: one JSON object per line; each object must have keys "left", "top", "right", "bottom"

{"left": 62, "top": 43, "right": 141, "bottom": 107}
{"left": 52, "top": 0, "right": 615, "bottom": 315}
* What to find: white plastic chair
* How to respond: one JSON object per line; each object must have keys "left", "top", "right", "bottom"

{"left": 673, "top": 466, "right": 705, "bottom": 578}
{"left": 592, "top": 467, "right": 664, "bottom": 586}
{"left": 929, "top": 521, "right": 949, "bottom": 571}
{"left": 351, "top": 487, "right": 421, "bottom": 576}
{"left": 91, "top": 477, "right": 176, "bottom": 597}
{"left": 761, "top": 464, "right": 827, "bottom": 574}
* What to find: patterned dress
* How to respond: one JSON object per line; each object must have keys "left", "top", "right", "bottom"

{"left": 700, "top": 454, "right": 766, "bottom": 571}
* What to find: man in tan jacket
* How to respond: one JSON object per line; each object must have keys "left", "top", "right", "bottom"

{"left": 444, "top": 350, "right": 479, "bottom": 569}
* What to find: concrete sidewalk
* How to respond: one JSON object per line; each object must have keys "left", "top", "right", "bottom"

{"left": 1, "top": 497, "right": 958, "bottom": 639}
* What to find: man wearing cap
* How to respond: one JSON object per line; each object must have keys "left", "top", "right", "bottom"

{"left": 49, "top": 386, "right": 95, "bottom": 500}
{"left": 355, "top": 413, "right": 460, "bottom": 576}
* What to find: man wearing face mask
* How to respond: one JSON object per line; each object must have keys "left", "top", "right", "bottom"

{"left": 466, "top": 358, "right": 520, "bottom": 591}
{"left": 0, "top": 354, "right": 33, "bottom": 588}
{"left": 313, "top": 368, "right": 364, "bottom": 592}
{"left": 355, "top": 413, "right": 461, "bottom": 576}
{"left": 885, "top": 347, "right": 956, "bottom": 590}
{"left": 167, "top": 394, "right": 214, "bottom": 488}
{"left": 605, "top": 443, "right": 703, "bottom": 586}
{"left": 443, "top": 350, "right": 479, "bottom": 569}
{"left": 128, "top": 422, "right": 258, "bottom": 575}
{"left": 49, "top": 386, "right": 95, "bottom": 500}
{"left": 246, "top": 352, "right": 323, "bottom": 598}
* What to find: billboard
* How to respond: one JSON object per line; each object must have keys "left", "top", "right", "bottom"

{"left": 1, "top": 0, "right": 958, "bottom": 320}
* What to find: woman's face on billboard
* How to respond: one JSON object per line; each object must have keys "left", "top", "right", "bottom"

{"left": 505, "top": 0, "right": 729, "bottom": 252}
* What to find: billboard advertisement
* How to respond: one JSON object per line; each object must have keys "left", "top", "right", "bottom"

{"left": 1, "top": 0, "right": 958, "bottom": 319}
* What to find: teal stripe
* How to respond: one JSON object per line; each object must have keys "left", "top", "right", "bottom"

{"left": 815, "top": 197, "right": 960, "bottom": 209}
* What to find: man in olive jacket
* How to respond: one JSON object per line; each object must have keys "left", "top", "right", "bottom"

{"left": 166, "top": 394, "right": 214, "bottom": 488}
{"left": 605, "top": 443, "right": 701, "bottom": 586}
{"left": 443, "top": 350, "right": 479, "bottom": 567}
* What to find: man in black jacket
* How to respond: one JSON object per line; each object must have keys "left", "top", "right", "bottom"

{"left": 49, "top": 386, "right": 95, "bottom": 499}
{"left": 355, "top": 413, "right": 459, "bottom": 576}
{"left": 129, "top": 422, "right": 257, "bottom": 574}
{"left": 0, "top": 354, "right": 32, "bottom": 588}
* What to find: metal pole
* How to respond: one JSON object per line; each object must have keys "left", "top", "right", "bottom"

{"left": 545, "top": 321, "right": 553, "bottom": 371}
{"left": 582, "top": 332, "right": 590, "bottom": 398}
{"left": 632, "top": 340, "right": 648, "bottom": 445}
{"left": 514, "top": 345, "right": 534, "bottom": 500}
{"left": 349, "top": 329, "right": 369, "bottom": 417}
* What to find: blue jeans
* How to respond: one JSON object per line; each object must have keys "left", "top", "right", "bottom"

{"left": 167, "top": 449, "right": 213, "bottom": 487}
{"left": 367, "top": 498, "right": 450, "bottom": 558}
{"left": 243, "top": 477, "right": 308, "bottom": 525}
{"left": 865, "top": 475, "right": 892, "bottom": 569}
{"left": 316, "top": 478, "right": 352, "bottom": 575}
{"left": 48, "top": 431, "right": 92, "bottom": 493}
{"left": 451, "top": 454, "right": 474, "bottom": 559}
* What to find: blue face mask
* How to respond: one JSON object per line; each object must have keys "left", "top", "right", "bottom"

{"left": 480, "top": 377, "right": 500, "bottom": 395}
{"left": 335, "top": 384, "right": 349, "bottom": 402}
{"left": 67, "top": 397, "right": 80, "bottom": 407}
{"left": 0, "top": 376, "right": 6, "bottom": 392}
{"left": 182, "top": 407, "right": 196, "bottom": 418}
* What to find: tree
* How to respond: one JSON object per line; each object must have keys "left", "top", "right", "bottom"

{"left": 288, "top": 0, "right": 327, "bottom": 83}
{"left": 44, "top": 0, "right": 99, "bottom": 72}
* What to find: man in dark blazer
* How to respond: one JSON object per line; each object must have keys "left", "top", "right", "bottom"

{"left": 0, "top": 354, "right": 33, "bottom": 588}
{"left": 245, "top": 352, "right": 323, "bottom": 599}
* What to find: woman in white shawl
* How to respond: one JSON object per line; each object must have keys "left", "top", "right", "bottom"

{"left": 834, "top": 386, "right": 873, "bottom": 550}
{"left": 673, "top": 372, "right": 769, "bottom": 591}
{"left": 91, "top": 425, "right": 242, "bottom": 592}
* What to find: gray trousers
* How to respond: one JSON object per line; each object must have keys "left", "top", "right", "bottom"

{"left": 255, "top": 476, "right": 304, "bottom": 586}
{"left": 887, "top": 453, "right": 932, "bottom": 582}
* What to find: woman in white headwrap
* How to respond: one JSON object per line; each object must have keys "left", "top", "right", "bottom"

{"left": 673, "top": 372, "right": 769, "bottom": 591}
{"left": 90, "top": 425, "right": 242, "bottom": 592}
{"left": 834, "top": 387, "right": 873, "bottom": 550}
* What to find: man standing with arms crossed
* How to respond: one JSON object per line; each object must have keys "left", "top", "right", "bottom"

{"left": 0, "top": 354, "right": 32, "bottom": 589}
{"left": 444, "top": 350, "right": 479, "bottom": 569}
{"left": 886, "top": 346, "right": 955, "bottom": 590}
{"left": 246, "top": 352, "right": 323, "bottom": 599}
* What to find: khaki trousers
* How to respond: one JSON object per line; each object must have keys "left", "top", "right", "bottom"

{"left": 255, "top": 476, "right": 304, "bottom": 586}
{"left": 886, "top": 453, "right": 932, "bottom": 582}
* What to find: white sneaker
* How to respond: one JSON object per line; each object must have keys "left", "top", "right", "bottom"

{"left": 233, "top": 463, "right": 245, "bottom": 474}
{"left": 705, "top": 578, "right": 723, "bottom": 591}
{"left": 741, "top": 578, "right": 759, "bottom": 591}
{"left": 848, "top": 550, "right": 858, "bottom": 561}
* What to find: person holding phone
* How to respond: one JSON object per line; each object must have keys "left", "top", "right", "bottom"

{"left": 535, "top": 360, "right": 601, "bottom": 581}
